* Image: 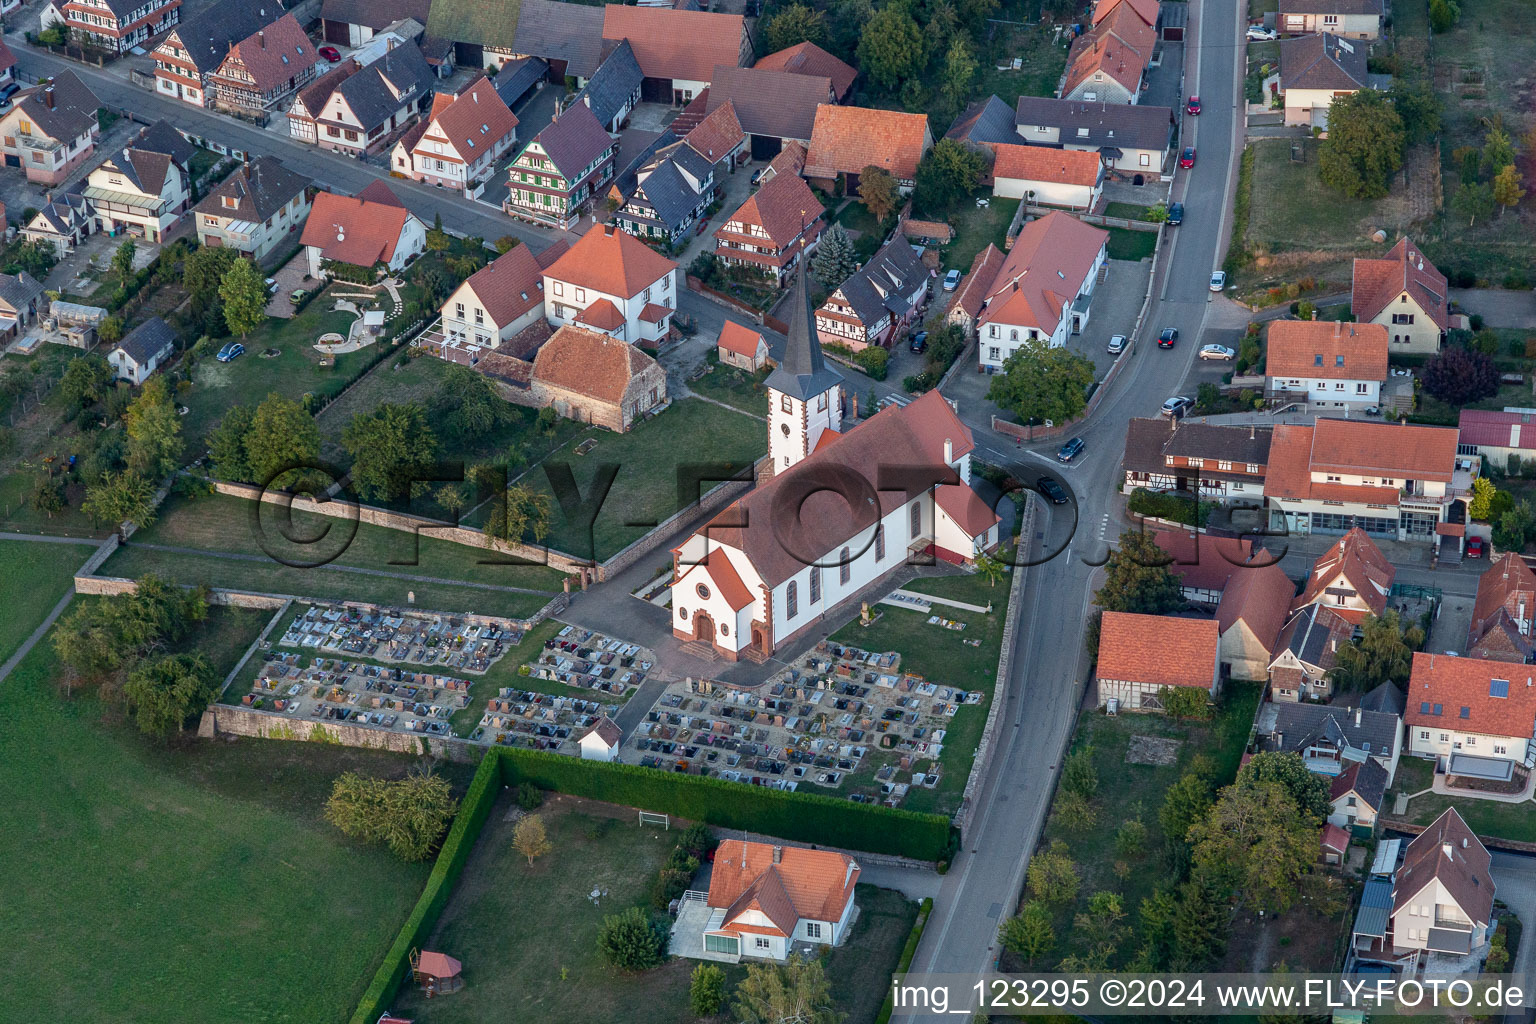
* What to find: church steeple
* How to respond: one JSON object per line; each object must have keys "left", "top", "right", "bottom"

{"left": 766, "top": 258, "right": 843, "bottom": 473}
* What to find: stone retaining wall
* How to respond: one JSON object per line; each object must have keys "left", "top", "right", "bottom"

{"left": 197, "top": 703, "right": 481, "bottom": 762}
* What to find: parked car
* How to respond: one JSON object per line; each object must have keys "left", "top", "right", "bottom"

{"left": 1199, "top": 344, "right": 1235, "bottom": 361}
{"left": 265, "top": 277, "right": 277, "bottom": 294}
{"left": 216, "top": 342, "right": 245, "bottom": 363}
{"left": 1467, "top": 537, "right": 1486, "bottom": 558}
{"left": 1037, "top": 476, "right": 1069, "bottom": 504}
{"left": 318, "top": 45, "right": 342, "bottom": 62}
{"left": 1180, "top": 147, "right": 1196, "bottom": 169}
{"left": 1167, "top": 202, "right": 1184, "bottom": 225}
{"left": 1107, "top": 334, "right": 1128, "bottom": 355}
{"left": 1161, "top": 395, "right": 1194, "bottom": 417}
{"left": 943, "top": 268, "right": 961, "bottom": 291}
{"left": 1057, "top": 436, "right": 1086, "bottom": 463}
{"left": 909, "top": 331, "right": 928, "bottom": 353}
{"left": 0, "top": 82, "right": 19, "bottom": 101}
{"left": 1210, "top": 271, "right": 1227, "bottom": 291}
{"left": 1246, "top": 24, "right": 1278, "bottom": 40}
{"left": 289, "top": 288, "right": 308, "bottom": 305}
{"left": 1186, "top": 96, "right": 1201, "bottom": 115}
{"left": 750, "top": 167, "right": 763, "bottom": 186}
{"left": 1157, "top": 327, "right": 1179, "bottom": 348}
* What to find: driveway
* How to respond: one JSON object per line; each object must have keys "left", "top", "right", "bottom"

{"left": 1452, "top": 288, "right": 1536, "bottom": 329}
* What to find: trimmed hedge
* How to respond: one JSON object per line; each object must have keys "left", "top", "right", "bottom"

{"left": 874, "top": 896, "right": 934, "bottom": 1024}
{"left": 348, "top": 751, "right": 501, "bottom": 1024}
{"left": 497, "top": 747, "right": 951, "bottom": 861}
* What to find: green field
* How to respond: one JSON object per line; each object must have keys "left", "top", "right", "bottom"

{"left": 0, "top": 539, "right": 96, "bottom": 661}
{"left": 941, "top": 196, "right": 1021, "bottom": 275}
{"left": 1105, "top": 227, "right": 1158, "bottom": 262}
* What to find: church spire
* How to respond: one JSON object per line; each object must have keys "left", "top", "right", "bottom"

{"left": 765, "top": 256, "right": 840, "bottom": 402}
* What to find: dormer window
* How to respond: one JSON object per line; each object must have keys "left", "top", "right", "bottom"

{"left": 221, "top": 195, "right": 237, "bottom": 209}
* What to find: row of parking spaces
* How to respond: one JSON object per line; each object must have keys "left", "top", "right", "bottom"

{"left": 278, "top": 604, "right": 528, "bottom": 674}
{"left": 524, "top": 623, "right": 654, "bottom": 698}
{"left": 469, "top": 687, "right": 618, "bottom": 752}
{"left": 243, "top": 653, "right": 472, "bottom": 737}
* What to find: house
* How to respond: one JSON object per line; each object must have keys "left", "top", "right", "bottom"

{"left": 600, "top": 5, "right": 753, "bottom": 106}
{"left": 1264, "top": 319, "right": 1389, "bottom": 410}
{"left": 946, "top": 244, "right": 1007, "bottom": 340}
{"left": 429, "top": 239, "right": 567, "bottom": 360}
{"left": 1382, "top": 808, "right": 1494, "bottom": 964}
{"left": 1351, "top": 237, "right": 1449, "bottom": 355}
{"left": 528, "top": 325, "right": 668, "bottom": 431}
{"left": 79, "top": 147, "right": 188, "bottom": 243}
{"left": 1121, "top": 418, "right": 1273, "bottom": 503}
{"left": 804, "top": 105, "right": 932, "bottom": 192}
{"left": 542, "top": 223, "right": 679, "bottom": 345}
{"left": 988, "top": 143, "right": 1103, "bottom": 208}
{"left": 1276, "top": 33, "right": 1368, "bottom": 128}
{"left": 753, "top": 42, "right": 856, "bottom": 102}
{"left": 716, "top": 321, "right": 768, "bottom": 371}
{"left": 759, "top": 139, "right": 806, "bottom": 186}
{"left": 1468, "top": 553, "right": 1536, "bottom": 664}
{"left": 576, "top": 716, "right": 622, "bottom": 760}
{"left": 1151, "top": 528, "right": 1257, "bottom": 605}
{"left": 697, "top": 840, "right": 859, "bottom": 962}
{"left": 945, "top": 95, "right": 1019, "bottom": 185}
{"left": 1264, "top": 419, "right": 1469, "bottom": 544}
{"left": 613, "top": 139, "right": 715, "bottom": 246}
{"left": 1267, "top": 603, "right": 1355, "bottom": 701}
{"left": 814, "top": 235, "right": 929, "bottom": 352}
{"left": 41, "top": 0, "right": 179, "bottom": 55}
{"left": 1010, "top": 97, "right": 1176, "bottom": 179}
{"left": 1214, "top": 559, "right": 1297, "bottom": 678}
{"left": 391, "top": 76, "right": 518, "bottom": 190}
{"left": 0, "top": 72, "right": 103, "bottom": 185}
{"left": 0, "top": 272, "right": 46, "bottom": 340}
{"left": 1095, "top": 612, "right": 1221, "bottom": 711}
{"left": 1407, "top": 652, "right": 1536, "bottom": 779}
{"left": 1292, "top": 527, "right": 1394, "bottom": 625}
{"left": 974, "top": 211, "right": 1108, "bottom": 368}
{"left": 1278, "top": 0, "right": 1382, "bottom": 39}
{"left": 307, "top": 41, "right": 434, "bottom": 156}
{"left": 1060, "top": 0, "right": 1155, "bottom": 104}
{"left": 504, "top": 0, "right": 607, "bottom": 78}
{"left": 321, "top": 0, "right": 431, "bottom": 48}
{"left": 713, "top": 169, "right": 824, "bottom": 284}
{"left": 300, "top": 184, "right": 426, "bottom": 278}
{"left": 22, "top": 195, "right": 98, "bottom": 257}
{"left": 1458, "top": 410, "right": 1536, "bottom": 475}
{"left": 108, "top": 317, "right": 177, "bottom": 384}
{"left": 685, "top": 101, "right": 747, "bottom": 177}
{"left": 192, "top": 156, "right": 312, "bottom": 261}
{"left": 1321, "top": 822, "right": 1351, "bottom": 864}
{"left": 207, "top": 13, "right": 320, "bottom": 116}
{"left": 671, "top": 268, "right": 998, "bottom": 660}
{"left": 706, "top": 65, "right": 833, "bottom": 158}
{"left": 151, "top": 0, "right": 282, "bottom": 107}
{"left": 1329, "top": 758, "right": 1387, "bottom": 832}
{"left": 287, "top": 60, "right": 361, "bottom": 144}
{"left": 503, "top": 103, "right": 616, "bottom": 231}
{"left": 568, "top": 39, "right": 642, "bottom": 134}
{"left": 131, "top": 120, "right": 197, "bottom": 172}
{"left": 1255, "top": 699, "right": 1402, "bottom": 781}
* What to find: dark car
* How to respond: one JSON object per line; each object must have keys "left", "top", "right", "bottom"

{"left": 1157, "top": 327, "right": 1178, "bottom": 348}
{"left": 1186, "top": 96, "right": 1201, "bottom": 115}
{"left": 1057, "top": 436, "right": 1085, "bottom": 463}
{"left": 1180, "top": 147, "right": 1197, "bottom": 169}
{"left": 216, "top": 342, "right": 245, "bottom": 363}
{"left": 1037, "top": 476, "right": 1069, "bottom": 504}
{"left": 750, "top": 167, "right": 763, "bottom": 186}
{"left": 909, "top": 331, "right": 928, "bottom": 353}
{"left": 318, "top": 45, "right": 342, "bottom": 62}
{"left": 1167, "top": 201, "right": 1184, "bottom": 225}
{"left": 0, "top": 82, "right": 18, "bottom": 101}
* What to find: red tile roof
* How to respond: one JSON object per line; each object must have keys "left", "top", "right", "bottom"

{"left": 573, "top": 297, "right": 625, "bottom": 331}
{"left": 686, "top": 99, "right": 744, "bottom": 165}
{"left": 415, "top": 951, "right": 461, "bottom": 978}
{"left": 716, "top": 320, "right": 764, "bottom": 358}
{"left": 978, "top": 211, "right": 1107, "bottom": 331}
{"left": 804, "top": 104, "right": 931, "bottom": 181}
{"left": 1393, "top": 807, "right": 1493, "bottom": 929}
{"left": 300, "top": 190, "right": 414, "bottom": 267}
{"left": 531, "top": 325, "right": 658, "bottom": 404}
{"left": 1265, "top": 320, "right": 1389, "bottom": 382}
{"left": 1263, "top": 419, "right": 1459, "bottom": 502}
{"left": 1406, "top": 651, "right": 1536, "bottom": 740}
{"left": 1321, "top": 822, "right": 1350, "bottom": 854}
{"left": 1092, "top": 0, "right": 1159, "bottom": 26}
{"left": 754, "top": 41, "right": 857, "bottom": 99}
{"left": 1063, "top": 3, "right": 1154, "bottom": 96}
{"left": 699, "top": 547, "right": 754, "bottom": 610}
{"left": 707, "top": 840, "right": 858, "bottom": 927}
{"left": 991, "top": 143, "right": 1102, "bottom": 187}
{"left": 1459, "top": 409, "right": 1536, "bottom": 451}
{"left": 951, "top": 243, "right": 1005, "bottom": 321}
{"left": 1152, "top": 528, "right": 1257, "bottom": 592}
{"left": 716, "top": 168, "right": 822, "bottom": 253}
{"left": 543, "top": 223, "right": 678, "bottom": 300}
{"left": 1294, "top": 527, "right": 1394, "bottom": 617}
{"left": 1215, "top": 560, "right": 1296, "bottom": 654}
{"left": 934, "top": 483, "right": 1001, "bottom": 537}
{"left": 578, "top": 716, "right": 622, "bottom": 746}
{"left": 1096, "top": 611, "right": 1220, "bottom": 688}
{"left": 1351, "top": 236, "right": 1449, "bottom": 330}
{"left": 601, "top": 5, "right": 747, "bottom": 85}
{"left": 1471, "top": 552, "right": 1536, "bottom": 644}
{"left": 639, "top": 302, "right": 671, "bottom": 323}
{"left": 418, "top": 75, "right": 518, "bottom": 160}
{"left": 454, "top": 243, "right": 547, "bottom": 328}
{"left": 355, "top": 179, "right": 406, "bottom": 207}
{"left": 218, "top": 14, "right": 318, "bottom": 94}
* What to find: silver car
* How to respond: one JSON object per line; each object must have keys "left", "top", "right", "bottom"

{"left": 1107, "top": 334, "right": 1127, "bottom": 354}
{"left": 1199, "top": 344, "right": 1236, "bottom": 361}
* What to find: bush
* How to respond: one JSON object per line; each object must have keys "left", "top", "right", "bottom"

{"left": 903, "top": 371, "right": 938, "bottom": 393}
{"left": 1126, "top": 487, "right": 1214, "bottom": 527}
{"left": 691, "top": 963, "right": 726, "bottom": 1016}
{"left": 1470, "top": 313, "right": 1486, "bottom": 332}
{"left": 515, "top": 782, "right": 544, "bottom": 810}
{"left": 597, "top": 906, "right": 667, "bottom": 971}
{"left": 853, "top": 346, "right": 889, "bottom": 380}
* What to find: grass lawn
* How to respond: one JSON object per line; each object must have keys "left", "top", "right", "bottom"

{"left": 512, "top": 398, "right": 766, "bottom": 562}
{"left": 971, "top": 23, "right": 1069, "bottom": 112}
{"left": 941, "top": 196, "right": 1020, "bottom": 276}
{"left": 391, "top": 796, "right": 915, "bottom": 1024}
{"left": 833, "top": 200, "right": 893, "bottom": 262}
{"left": 0, "top": 538, "right": 96, "bottom": 661}
{"left": 1104, "top": 201, "right": 1160, "bottom": 220}
{"left": 1388, "top": 749, "right": 1536, "bottom": 842}
{"left": 0, "top": 592, "right": 449, "bottom": 1024}
{"left": 0, "top": 468, "right": 110, "bottom": 536}
{"left": 1014, "top": 681, "right": 1263, "bottom": 970}
{"left": 688, "top": 360, "right": 771, "bottom": 417}
{"left": 1105, "top": 227, "right": 1158, "bottom": 262}
{"left": 827, "top": 571, "right": 1011, "bottom": 816}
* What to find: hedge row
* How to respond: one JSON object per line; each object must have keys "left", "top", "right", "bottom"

{"left": 1126, "top": 487, "right": 1213, "bottom": 528}
{"left": 874, "top": 896, "right": 935, "bottom": 1024}
{"left": 348, "top": 751, "right": 501, "bottom": 1024}
{"left": 496, "top": 747, "right": 951, "bottom": 861}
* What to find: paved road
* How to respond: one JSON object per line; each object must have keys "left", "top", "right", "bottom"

{"left": 899, "top": 0, "right": 1245, "bottom": 1007}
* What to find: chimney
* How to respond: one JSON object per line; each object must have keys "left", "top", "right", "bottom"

{"left": 944, "top": 438, "right": 953, "bottom": 463}
{"left": 1249, "top": 424, "right": 1255, "bottom": 440}
{"left": 1354, "top": 707, "right": 1361, "bottom": 727}
{"left": 1462, "top": 837, "right": 1469, "bottom": 849}
{"left": 43, "top": 86, "right": 54, "bottom": 110}
{"left": 772, "top": 845, "right": 782, "bottom": 864}
{"left": 604, "top": 224, "right": 615, "bottom": 236}
{"left": 258, "top": 30, "right": 265, "bottom": 48}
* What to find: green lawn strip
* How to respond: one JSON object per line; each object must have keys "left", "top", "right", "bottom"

{"left": 688, "top": 362, "right": 771, "bottom": 417}
{"left": 1105, "top": 227, "right": 1158, "bottom": 262}
{"left": 1246, "top": 139, "right": 1389, "bottom": 255}
{"left": 941, "top": 197, "right": 1021, "bottom": 275}
{"left": 824, "top": 885, "right": 921, "bottom": 1024}
{"left": 0, "top": 538, "right": 97, "bottom": 661}
{"left": 1398, "top": 788, "right": 1536, "bottom": 844}
{"left": 970, "top": 23, "right": 1068, "bottom": 109}
{"left": 827, "top": 572, "right": 1011, "bottom": 816}
{"left": 1104, "top": 202, "right": 1156, "bottom": 220}
{"left": 519, "top": 398, "right": 766, "bottom": 562}
{"left": 0, "top": 609, "right": 447, "bottom": 1024}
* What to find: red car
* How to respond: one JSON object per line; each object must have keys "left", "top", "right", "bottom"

{"left": 1467, "top": 537, "right": 1486, "bottom": 558}
{"left": 1179, "top": 146, "right": 1196, "bottom": 169}
{"left": 318, "top": 45, "right": 342, "bottom": 62}
{"left": 1186, "top": 95, "right": 1201, "bottom": 115}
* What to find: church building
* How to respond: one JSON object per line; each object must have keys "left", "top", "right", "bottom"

{"left": 669, "top": 263, "right": 1002, "bottom": 662}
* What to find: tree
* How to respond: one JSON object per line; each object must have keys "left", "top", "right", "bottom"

{"left": 1188, "top": 778, "right": 1318, "bottom": 913}
{"left": 1495, "top": 498, "right": 1536, "bottom": 552}
{"left": 914, "top": 139, "right": 987, "bottom": 215}
{"left": 1026, "top": 840, "right": 1080, "bottom": 905}
{"left": 1236, "top": 751, "right": 1332, "bottom": 820}
{"left": 1000, "top": 901, "right": 1055, "bottom": 963}
{"left": 1318, "top": 90, "right": 1405, "bottom": 200}
{"left": 494, "top": 235, "right": 521, "bottom": 254}
{"left": 98, "top": 315, "right": 125, "bottom": 344}
{"left": 691, "top": 963, "right": 727, "bottom": 1017}
{"left": 512, "top": 813, "right": 552, "bottom": 867}
{"left": 7, "top": 238, "right": 57, "bottom": 278}
{"left": 1453, "top": 181, "right": 1496, "bottom": 226}
{"left": 857, "top": 165, "right": 900, "bottom": 223}
{"left": 1062, "top": 745, "right": 1098, "bottom": 798}
{"left": 1428, "top": 0, "right": 1459, "bottom": 31}
{"left": 1054, "top": 788, "right": 1098, "bottom": 831}
{"left": 1470, "top": 476, "right": 1499, "bottom": 520}
{"left": 1096, "top": 529, "right": 1186, "bottom": 616}
{"left": 974, "top": 551, "right": 1006, "bottom": 587}
{"left": 111, "top": 238, "right": 137, "bottom": 288}
{"left": 123, "top": 375, "right": 183, "bottom": 480}
{"left": 436, "top": 363, "right": 509, "bottom": 442}
{"left": 1075, "top": 890, "right": 1127, "bottom": 951}
{"left": 1171, "top": 868, "right": 1229, "bottom": 970}
{"left": 207, "top": 404, "right": 254, "bottom": 482}
{"left": 342, "top": 402, "right": 440, "bottom": 503}
{"left": 1159, "top": 758, "right": 1216, "bottom": 859}
{"left": 53, "top": 573, "right": 206, "bottom": 680}
{"left": 220, "top": 257, "right": 268, "bottom": 338}
{"left": 764, "top": 2, "right": 827, "bottom": 50}
{"left": 246, "top": 392, "right": 322, "bottom": 489}
{"left": 1494, "top": 164, "right": 1526, "bottom": 216}
{"left": 426, "top": 211, "right": 452, "bottom": 252}
{"left": 123, "top": 652, "right": 217, "bottom": 739}
{"left": 1482, "top": 123, "right": 1515, "bottom": 177}
{"left": 82, "top": 470, "right": 156, "bottom": 538}
{"left": 1144, "top": 203, "right": 1169, "bottom": 223}
{"left": 811, "top": 223, "right": 858, "bottom": 287}
{"left": 324, "top": 768, "right": 458, "bottom": 862}
{"left": 31, "top": 473, "right": 65, "bottom": 518}
{"left": 1115, "top": 818, "right": 1148, "bottom": 860}
{"left": 733, "top": 954, "right": 843, "bottom": 1024}
{"left": 938, "top": 36, "right": 979, "bottom": 114}
{"left": 596, "top": 905, "right": 667, "bottom": 971}
{"left": 1331, "top": 611, "right": 1421, "bottom": 693}
{"left": 857, "top": 5, "right": 926, "bottom": 91}
{"left": 1159, "top": 684, "right": 1212, "bottom": 719}
{"left": 59, "top": 352, "right": 113, "bottom": 411}
{"left": 986, "top": 339, "right": 1096, "bottom": 428}
{"left": 1422, "top": 345, "right": 1498, "bottom": 404}
{"left": 1389, "top": 78, "right": 1441, "bottom": 146}
{"left": 482, "top": 481, "right": 554, "bottom": 546}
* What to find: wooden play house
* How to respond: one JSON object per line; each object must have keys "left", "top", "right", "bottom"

{"left": 410, "top": 949, "right": 464, "bottom": 997}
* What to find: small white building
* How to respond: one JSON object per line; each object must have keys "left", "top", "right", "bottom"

{"left": 989, "top": 143, "right": 1104, "bottom": 209}
{"left": 577, "top": 717, "right": 622, "bottom": 761}
{"left": 1275, "top": 33, "right": 1368, "bottom": 129}
{"left": 695, "top": 840, "right": 859, "bottom": 962}
{"left": 108, "top": 317, "right": 177, "bottom": 385}
{"left": 1278, "top": 0, "right": 1382, "bottom": 39}
{"left": 541, "top": 224, "right": 679, "bottom": 346}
